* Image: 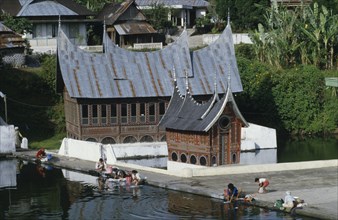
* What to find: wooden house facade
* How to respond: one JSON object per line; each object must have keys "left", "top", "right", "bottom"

{"left": 56, "top": 22, "right": 246, "bottom": 148}
{"left": 96, "top": 0, "right": 162, "bottom": 48}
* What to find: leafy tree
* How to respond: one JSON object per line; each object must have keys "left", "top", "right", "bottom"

{"left": 215, "top": 0, "right": 270, "bottom": 32}
{"left": 249, "top": 3, "right": 338, "bottom": 70}
{"left": 142, "top": 4, "right": 173, "bottom": 33}
{"left": 271, "top": 66, "right": 328, "bottom": 135}
{"left": 0, "top": 13, "right": 32, "bottom": 34}
{"left": 75, "top": 0, "right": 112, "bottom": 12}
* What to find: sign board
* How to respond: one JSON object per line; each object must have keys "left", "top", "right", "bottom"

{"left": 325, "top": 77, "right": 338, "bottom": 87}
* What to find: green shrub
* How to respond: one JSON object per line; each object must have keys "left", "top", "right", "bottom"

{"left": 271, "top": 65, "right": 334, "bottom": 135}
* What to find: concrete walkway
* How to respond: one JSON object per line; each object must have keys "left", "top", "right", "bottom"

{"left": 12, "top": 149, "right": 338, "bottom": 220}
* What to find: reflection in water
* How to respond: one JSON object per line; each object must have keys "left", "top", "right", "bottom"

{"left": 277, "top": 136, "right": 338, "bottom": 162}
{"left": 0, "top": 159, "right": 16, "bottom": 188}
{"left": 0, "top": 160, "right": 313, "bottom": 219}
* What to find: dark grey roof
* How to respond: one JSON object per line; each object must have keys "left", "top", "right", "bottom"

{"left": 0, "top": 22, "right": 13, "bottom": 32}
{"left": 135, "top": 0, "right": 209, "bottom": 7}
{"left": 0, "top": 116, "right": 7, "bottom": 125}
{"left": 57, "top": 24, "right": 243, "bottom": 99}
{"left": 114, "top": 22, "right": 157, "bottom": 35}
{"left": 0, "top": 0, "right": 94, "bottom": 17}
{"left": 159, "top": 79, "right": 248, "bottom": 132}
{"left": 97, "top": 0, "right": 147, "bottom": 24}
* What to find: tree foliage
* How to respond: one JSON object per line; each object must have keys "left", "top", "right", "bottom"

{"left": 249, "top": 2, "right": 338, "bottom": 70}
{"left": 142, "top": 4, "right": 173, "bottom": 32}
{"left": 215, "top": 0, "right": 270, "bottom": 32}
{"left": 74, "top": 0, "right": 112, "bottom": 12}
{"left": 0, "top": 13, "right": 32, "bottom": 34}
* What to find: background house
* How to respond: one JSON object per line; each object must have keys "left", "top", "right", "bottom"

{"left": 96, "top": 0, "right": 163, "bottom": 48}
{"left": 0, "top": 22, "right": 25, "bottom": 56}
{"left": 135, "top": 0, "right": 209, "bottom": 28}
{"left": 0, "top": 0, "right": 94, "bottom": 53}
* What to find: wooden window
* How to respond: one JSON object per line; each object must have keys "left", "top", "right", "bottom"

{"left": 81, "top": 104, "right": 89, "bottom": 125}
{"left": 159, "top": 102, "right": 165, "bottom": 121}
{"left": 140, "top": 103, "right": 146, "bottom": 123}
{"left": 101, "top": 104, "right": 107, "bottom": 125}
{"left": 92, "top": 105, "right": 98, "bottom": 125}
{"left": 131, "top": 103, "right": 136, "bottom": 123}
{"left": 149, "top": 103, "right": 155, "bottom": 122}
{"left": 110, "top": 104, "right": 117, "bottom": 124}
{"left": 121, "top": 104, "right": 128, "bottom": 124}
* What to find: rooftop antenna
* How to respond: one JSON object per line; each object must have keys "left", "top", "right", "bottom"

{"left": 227, "top": 8, "right": 230, "bottom": 25}
{"left": 214, "top": 73, "right": 217, "bottom": 93}
{"left": 185, "top": 69, "right": 189, "bottom": 92}
{"left": 227, "top": 63, "right": 231, "bottom": 89}
{"left": 103, "top": 18, "right": 106, "bottom": 52}
{"left": 173, "top": 67, "right": 176, "bottom": 82}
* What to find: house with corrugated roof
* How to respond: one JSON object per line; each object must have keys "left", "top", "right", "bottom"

{"left": 0, "top": 0, "right": 94, "bottom": 53}
{"left": 96, "top": 0, "right": 163, "bottom": 48}
{"left": 0, "top": 22, "right": 26, "bottom": 56}
{"left": 56, "top": 20, "right": 246, "bottom": 153}
{"left": 135, "top": 0, "right": 209, "bottom": 28}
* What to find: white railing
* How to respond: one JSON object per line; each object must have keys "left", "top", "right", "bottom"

{"left": 78, "top": 45, "right": 103, "bottom": 53}
{"left": 134, "top": 42, "right": 163, "bottom": 50}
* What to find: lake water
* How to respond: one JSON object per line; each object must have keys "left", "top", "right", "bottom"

{"left": 121, "top": 136, "right": 338, "bottom": 168}
{"left": 0, "top": 160, "right": 315, "bottom": 220}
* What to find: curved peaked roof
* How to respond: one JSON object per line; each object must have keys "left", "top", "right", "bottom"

{"left": 159, "top": 79, "right": 248, "bottom": 132}
{"left": 57, "top": 24, "right": 243, "bottom": 98}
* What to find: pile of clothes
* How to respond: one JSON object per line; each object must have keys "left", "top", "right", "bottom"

{"left": 274, "top": 191, "right": 308, "bottom": 212}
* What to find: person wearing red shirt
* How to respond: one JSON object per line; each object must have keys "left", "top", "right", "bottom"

{"left": 36, "top": 148, "right": 46, "bottom": 160}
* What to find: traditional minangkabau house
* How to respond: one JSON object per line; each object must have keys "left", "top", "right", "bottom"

{"left": 56, "top": 20, "right": 246, "bottom": 154}
{"left": 96, "top": 0, "right": 162, "bottom": 48}
{"left": 159, "top": 72, "right": 248, "bottom": 166}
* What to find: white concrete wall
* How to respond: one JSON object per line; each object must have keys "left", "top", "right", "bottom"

{"left": 58, "top": 138, "right": 168, "bottom": 165}
{"left": 0, "top": 125, "right": 15, "bottom": 154}
{"left": 120, "top": 157, "right": 167, "bottom": 168}
{"left": 58, "top": 138, "right": 116, "bottom": 164}
{"left": 203, "top": 33, "right": 253, "bottom": 45}
{"left": 240, "top": 149, "right": 277, "bottom": 165}
{"left": 112, "top": 142, "right": 167, "bottom": 158}
{"left": 241, "top": 123, "right": 277, "bottom": 150}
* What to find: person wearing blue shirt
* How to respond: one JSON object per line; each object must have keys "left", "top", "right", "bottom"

{"left": 224, "top": 183, "right": 239, "bottom": 202}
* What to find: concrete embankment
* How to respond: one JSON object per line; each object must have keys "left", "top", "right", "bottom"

{"left": 11, "top": 150, "right": 338, "bottom": 220}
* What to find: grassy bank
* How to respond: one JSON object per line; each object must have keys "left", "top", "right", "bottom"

{"left": 0, "top": 66, "right": 65, "bottom": 150}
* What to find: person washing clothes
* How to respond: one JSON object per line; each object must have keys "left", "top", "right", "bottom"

{"left": 255, "top": 177, "right": 269, "bottom": 193}
{"left": 95, "top": 158, "right": 106, "bottom": 172}
{"left": 224, "top": 183, "right": 239, "bottom": 202}
{"left": 283, "top": 191, "right": 295, "bottom": 209}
